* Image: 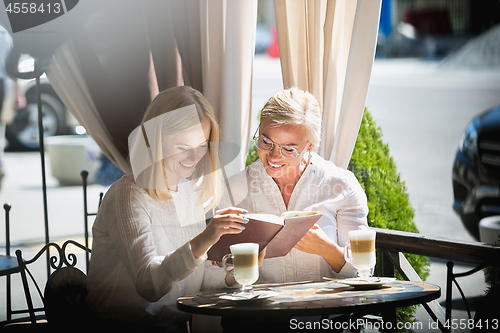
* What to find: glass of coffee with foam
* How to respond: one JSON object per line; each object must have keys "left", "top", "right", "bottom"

{"left": 222, "top": 243, "right": 259, "bottom": 295}
{"left": 344, "top": 228, "right": 376, "bottom": 278}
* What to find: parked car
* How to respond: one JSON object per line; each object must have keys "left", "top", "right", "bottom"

{"left": 4, "top": 56, "right": 81, "bottom": 151}
{"left": 452, "top": 104, "right": 500, "bottom": 240}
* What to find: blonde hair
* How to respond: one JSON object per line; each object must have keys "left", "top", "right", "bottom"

{"left": 260, "top": 87, "right": 321, "bottom": 147}
{"left": 130, "top": 86, "right": 222, "bottom": 213}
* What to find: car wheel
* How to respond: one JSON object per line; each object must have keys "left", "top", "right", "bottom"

{"left": 6, "top": 93, "right": 67, "bottom": 151}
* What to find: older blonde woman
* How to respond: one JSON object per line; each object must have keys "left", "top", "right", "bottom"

{"left": 86, "top": 86, "right": 248, "bottom": 332}
{"left": 221, "top": 87, "right": 369, "bottom": 283}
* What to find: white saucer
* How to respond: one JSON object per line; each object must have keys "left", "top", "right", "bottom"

{"left": 337, "top": 277, "right": 396, "bottom": 287}
{"left": 219, "top": 290, "right": 278, "bottom": 301}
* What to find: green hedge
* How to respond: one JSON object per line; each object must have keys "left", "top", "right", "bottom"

{"left": 246, "top": 108, "right": 430, "bottom": 331}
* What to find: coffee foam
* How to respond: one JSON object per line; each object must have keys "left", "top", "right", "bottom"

{"left": 348, "top": 229, "right": 375, "bottom": 241}
{"left": 230, "top": 243, "right": 259, "bottom": 255}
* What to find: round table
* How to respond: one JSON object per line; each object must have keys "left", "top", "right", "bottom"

{"left": 178, "top": 280, "right": 440, "bottom": 332}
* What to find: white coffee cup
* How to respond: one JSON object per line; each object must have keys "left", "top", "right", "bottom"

{"left": 345, "top": 229, "right": 376, "bottom": 278}
{"left": 222, "top": 243, "right": 259, "bottom": 292}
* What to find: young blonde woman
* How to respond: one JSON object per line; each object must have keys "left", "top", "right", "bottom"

{"left": 86, "top": 86, "right": 248, "bottom": 332}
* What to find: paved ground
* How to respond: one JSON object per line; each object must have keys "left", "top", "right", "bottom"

{"left": 1, "top": 55, "right": 500, "bottom": 330}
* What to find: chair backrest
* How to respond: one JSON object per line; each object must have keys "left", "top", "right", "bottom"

{"left": 81, "top": 170, "right": 103, "bottom": 273}
{"left": 44, "top": 266, "right": 89, "bottom": 325}
{"left": 15, "top": 240, "right": 92, "bottom": 326}
{"left": 4, "top": 203, "right": 11, "bottom": 256}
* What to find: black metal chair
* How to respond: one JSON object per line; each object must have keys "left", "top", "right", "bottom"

{"left": 445, "top": 261, "right": 487, "bottom": 322}
{"left": 1, "top": 203, "right": 19, "bottom": 325}
{"left": 7, "top": 240, "right": 92, "bottom": 330}
{"left": 80, "top": 170, "right": 103, "bottom": 273}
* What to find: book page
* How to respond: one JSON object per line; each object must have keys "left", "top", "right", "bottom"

{"left": 265, "top": 213, "right": 323, "bottom": 258}
{"left": 281, "top": 211, "right": 320, "bottom": 219}
{"left": 245, "top": 213, "right": 284, "bottom": 225}
{"left": 207, "top": 215, "right": 284, "bottom": 261}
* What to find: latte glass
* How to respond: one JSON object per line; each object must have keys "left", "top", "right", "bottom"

{"left": 344, "top": 229, "right": 376, "bottom": 278}
{"left": 222, "top": 243, "right": 259, "bottom": 294}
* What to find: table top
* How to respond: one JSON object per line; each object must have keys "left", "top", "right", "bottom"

{"left": 0, "top": 254, "right": 20, "bottom": 276}
{"left": 177, "top": 280, "right": 440, "bottom": 318}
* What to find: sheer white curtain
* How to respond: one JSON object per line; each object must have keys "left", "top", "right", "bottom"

{"left": 47, "top": 0, "right": 256, "bottom": 178}
{"left": 200, "top": 0, "right": 257, "bottom": 177}
{"left": 274, "top": 0, "right": 381, "bottom": 169}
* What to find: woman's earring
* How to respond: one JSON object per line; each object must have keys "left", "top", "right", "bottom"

{"left": 308, "top": 151, "right": 312, "bottom": 159}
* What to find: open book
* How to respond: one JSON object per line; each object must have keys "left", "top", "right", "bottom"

{"left": 207, "top": 211, "right": 323, "bottom": 261}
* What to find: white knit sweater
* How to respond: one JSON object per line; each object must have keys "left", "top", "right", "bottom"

{"left": 86, "top": 174, "right": 226, "bottom": 325}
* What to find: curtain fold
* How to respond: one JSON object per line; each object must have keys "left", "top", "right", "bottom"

{"left": 200, "top": 0, "right": 257, "bottom": 177}
{"left": 274, "top": 0, "right": 381, "bottom": 169}
{"left": 47, "top": 42, "right": 132, "bottom": 173}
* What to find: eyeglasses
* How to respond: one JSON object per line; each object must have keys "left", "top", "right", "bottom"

{"left": 253, "top": 129, "right": 309, "bottom": 160}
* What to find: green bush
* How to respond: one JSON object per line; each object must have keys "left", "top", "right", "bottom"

{"left": 245, "top": 139, "right": 259, "bottom": 167}
{"left": 246, "top": 108, "right": 429, "bottom": 331}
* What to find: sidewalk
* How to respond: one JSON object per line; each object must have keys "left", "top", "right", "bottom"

{"left": 0, "top": 151, "right": 107, "bottom": 246}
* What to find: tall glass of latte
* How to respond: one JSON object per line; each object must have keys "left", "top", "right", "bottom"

{"left": 222, "top": 243, "right": 259, "bottom": 294}
{"left": 345, "top": 229, "right": 376, "bottom": 278}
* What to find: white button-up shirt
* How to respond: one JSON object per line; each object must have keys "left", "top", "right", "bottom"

{"left": 219, "top": 153, "right": 369, "bottom": 282}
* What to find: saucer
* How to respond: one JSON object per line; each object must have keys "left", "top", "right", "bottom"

{"left": 337, "top": 277, "right": 396, "bottom": 288}
{"left": 219, "top": 290, "right": 278, "bottom": 301}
